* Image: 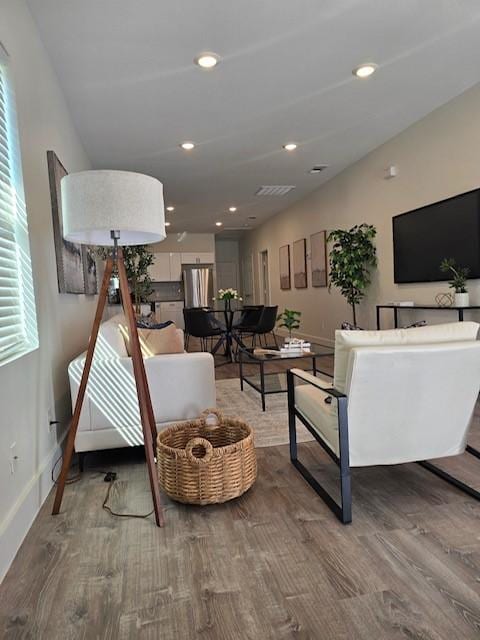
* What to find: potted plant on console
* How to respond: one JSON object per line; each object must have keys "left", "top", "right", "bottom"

{"left": 440, "top": 258, "right": 469, "bottom": 307}
{"left": 328, "top": 224, "right": 377, "bottom": 326}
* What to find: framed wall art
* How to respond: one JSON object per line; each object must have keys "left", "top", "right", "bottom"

{"left": 293, "top": 238, "right": 307, "bottom": 288}
{"left": 47, "top": 150, "right": 97, "bottom": 294}
{"left": 82, "top": 246, "right": 98, "bottom": 295}
{"left": 279, "top": 244, "right": 291, "bottom": 290}
{"left": 310, "top": 230, "right": 328, "bottom": 287}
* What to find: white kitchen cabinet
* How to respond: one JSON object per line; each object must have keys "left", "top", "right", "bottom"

{"left": 157, "top": 301, "right": 184, "bottom": 330}
{"left": 150, "top": 252, "right": 182, "bottom": 282}
{"left": 180, "top": 252, "right": 215, "bottom": 265}
{"left": 150, "top": 253, "right": 171, "bottom": 282}
{"left": 169, "top": 252, "right": 182, "bottom": 281}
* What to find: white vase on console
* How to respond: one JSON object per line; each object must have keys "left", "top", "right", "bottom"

{"left": 454, "top": 292, "right": 469, "bottom": 307}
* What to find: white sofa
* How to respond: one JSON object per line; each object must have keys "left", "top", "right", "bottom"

{"left": 288, "top": 322, "right": 480, "bottom": 523}
{"left": 69, "top": 314, "right": 216, "bottom": 453}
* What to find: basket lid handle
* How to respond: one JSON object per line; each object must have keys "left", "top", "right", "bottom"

{"left": 201, "top": 408, "right": 223, "bottom": 431}
{"left": 185, "top": 437, "right": 214, "bottom": 465}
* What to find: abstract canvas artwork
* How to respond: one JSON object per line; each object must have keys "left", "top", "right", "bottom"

{"left": 311, "top": 230, "right": 327, "bottom": 287}
{"left": 279, "top": 244, "right": 291, "bottom": 290}
{"left": 47, "top": 150, "right": 97, "bottom": 295}
{"left": 82, "top": 246, "right": 98, "bottom": 295}
{"left": 293, "top": 238, "right": 307, "bottom": 288}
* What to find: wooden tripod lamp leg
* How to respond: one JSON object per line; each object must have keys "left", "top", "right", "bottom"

{"left": 117, "top": 250, "right": 164, "bottom": 527}
{"left": 52, "top": 258, "right": 114, "bottom": 515}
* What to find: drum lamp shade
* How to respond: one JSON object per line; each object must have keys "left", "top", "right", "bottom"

{"left": 61, "top": 170, "right": 165, "bottom": 246}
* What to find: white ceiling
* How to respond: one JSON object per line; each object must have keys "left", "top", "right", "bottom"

{"left": 27, "top": 0, "right": 480, "bottom": 235}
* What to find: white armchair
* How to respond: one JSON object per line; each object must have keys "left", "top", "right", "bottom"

{"left": 69, "top": 314, "right": 216, "bottom": 456}
{"left": 288, "top": 322, "right": 480, "bottom": 523}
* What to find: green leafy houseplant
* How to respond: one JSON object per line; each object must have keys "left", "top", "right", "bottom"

{"left": 277, "top": 308, "right": 301, "bottom": 339}
{"left": 328, "top": 224, "right": 377, "bottom": 326}
{"left": 440, "top": 258, "right": 469, "bottom": 293}
{"left": 97, "top": 245, "right": 155, "bottom": 314}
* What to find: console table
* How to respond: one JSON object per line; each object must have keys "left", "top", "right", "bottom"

{"left": 376, "top": 304, "right": 480, "bottom": 329}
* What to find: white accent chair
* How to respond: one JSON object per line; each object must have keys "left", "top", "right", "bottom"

{"left": 69, "top": 314, "right": 216, "bottom": 458}
{"left": 287, "top": 322, "right": 480, "bottom": 523}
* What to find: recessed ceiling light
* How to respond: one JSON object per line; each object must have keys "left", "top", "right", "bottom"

{"left": 165, "top": 221, "right": 171, "bottom": 227}
{"left": 352, "top": 63, "right": 377, "bottom": 78}
{"left": 180, "top": 141, "right": 195, "bottom": 150}
{"left": 228, "top": 206, "right": 237, "bottom": 212}
{"left": 215, "top": 221, "right": 223, "bottom": 227}
{"left": 283, "top": 143, "right": 297, "bottom": 151}
{"left": 194, "top": 52, "right": 220, "bottom": 69}
{"left": 166, "top": 206, "right": 175, "bottom": 212}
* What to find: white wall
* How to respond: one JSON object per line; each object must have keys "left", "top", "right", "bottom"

{"left": 240, "top": 82, "right": 480, "bottom": 344}
{"left": 0, "top": 0, "right": 95, "bottom": 581}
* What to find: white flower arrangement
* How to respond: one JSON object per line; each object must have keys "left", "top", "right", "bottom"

{"left": 214, "top": 288, "right": 242, "bottom": 301}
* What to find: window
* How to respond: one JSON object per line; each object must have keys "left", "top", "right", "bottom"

{"left": 0, "top": 46, "right": 38, "bottom": 365}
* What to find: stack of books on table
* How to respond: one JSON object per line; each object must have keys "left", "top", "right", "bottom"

{"left": 280, "top": 339, "right": 312, "bottom": 354}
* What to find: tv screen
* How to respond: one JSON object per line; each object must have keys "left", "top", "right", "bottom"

{"left": 393, "top": 189, "right": 480, "bottom": 283}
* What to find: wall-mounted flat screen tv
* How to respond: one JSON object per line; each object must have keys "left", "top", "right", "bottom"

{"left": 393, "top": 188, "right": 480, "bottom": 283}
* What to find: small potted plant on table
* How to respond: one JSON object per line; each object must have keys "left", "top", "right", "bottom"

{"left": 440, "top": 258, "right": 470, "bottom": 307}
{"left": 277, "top": 308, "right": 301, "bottom": 342}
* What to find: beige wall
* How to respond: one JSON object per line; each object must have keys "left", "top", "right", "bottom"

{"left": 215, "top": 238, "right": 240, "bottom": 288}
{"left": 151, "top": 232, "right": 215, "bottom": 253}
{"left": 0, "top": 0, "right": 95, "bottom": 580}
{"left": 240, "top": 82, "right": 480, "bottom": 344}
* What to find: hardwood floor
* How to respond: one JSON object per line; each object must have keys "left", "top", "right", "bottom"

{"left": 1, "top": 342, "right": 480, "bottom": 639}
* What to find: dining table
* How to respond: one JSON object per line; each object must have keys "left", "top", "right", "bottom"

{"left": 209, "top": 305, "right": 248, "bottom": 363}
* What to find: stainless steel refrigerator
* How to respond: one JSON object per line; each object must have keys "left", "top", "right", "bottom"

{"left": 183, "top": 265, "right": 214, "bottom": 307}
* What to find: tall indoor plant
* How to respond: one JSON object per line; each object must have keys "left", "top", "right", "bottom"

{"left": 328, "top": 224, "right": 377, "bottom": 326}
{"left": 97, "top": 244, "right": 155, "bottom": 314}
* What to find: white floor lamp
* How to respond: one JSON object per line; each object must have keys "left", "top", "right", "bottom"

{"left": 52, "top": 170, "right": 166, "bottom": 527}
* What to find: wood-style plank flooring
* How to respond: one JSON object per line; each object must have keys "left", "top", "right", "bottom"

{"left": 1, "top": 341, "right": 480, "bottom": 639}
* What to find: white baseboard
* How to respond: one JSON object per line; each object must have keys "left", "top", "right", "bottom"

{"left": 0, "top": 431, "right": 67, "bottom": 583}
{"left": 275, "top": 327, "right": 334, "bottom": 348}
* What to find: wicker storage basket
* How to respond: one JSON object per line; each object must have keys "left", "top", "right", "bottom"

{"left": 157, "top": 409, "right": 257, "bottom": 505}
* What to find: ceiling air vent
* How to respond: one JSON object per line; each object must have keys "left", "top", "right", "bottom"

{"left": 255, "top": 185, "right": 296, "bottom": 196}
{"left": 309, "top": 164, "right": 329, "bottom": 174}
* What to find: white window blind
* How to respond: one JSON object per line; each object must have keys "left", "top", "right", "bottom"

{"left": 0, "top": 47, "right": 38, "bottom": 366}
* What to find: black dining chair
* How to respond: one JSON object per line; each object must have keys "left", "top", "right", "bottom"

{"left": 233, "top": 305, "right": 264, "bottom": 346}
{"left": 251, "top": 305, "right": 279, "bottom": 348}
{"left": 183, "top": 308, "right": 224, "bottom": 352}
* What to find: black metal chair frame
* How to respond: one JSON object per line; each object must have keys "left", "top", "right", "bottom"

{"left": 251, "top": 306, "right": 279, "bottom": 349}
{"left": 183, "top": 308, "right": 224, "bottom": 353}
{"left": 287, "top": 368, "right": 480, "bottom": 525}
{"left": 234, "top": 306, "right": 264, "bottom": 349}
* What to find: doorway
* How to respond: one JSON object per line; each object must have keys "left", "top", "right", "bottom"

{"left": 216, "top": 261, "right": 238, "bottom": 292}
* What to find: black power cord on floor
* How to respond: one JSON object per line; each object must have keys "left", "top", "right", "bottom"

{"left": 51, "top": 453, "right": 82, "bottom": 485}
{"left": 101, "top": 473, "right": 154, "bottom": 520}
{"left": 52, "top": 451, "right": 154, "bottom": 520}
